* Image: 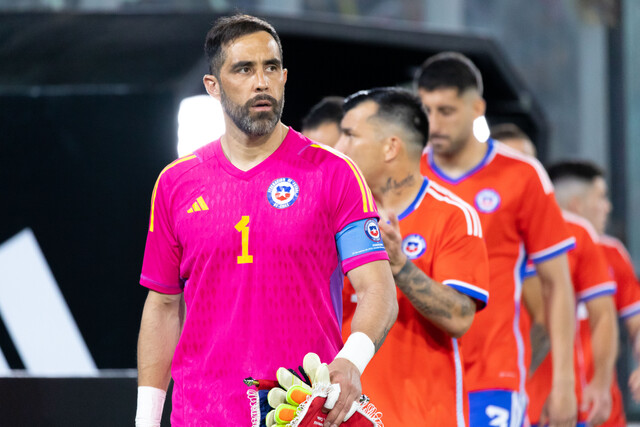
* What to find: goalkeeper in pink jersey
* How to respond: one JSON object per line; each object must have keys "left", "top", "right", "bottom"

{"left": 135, "top": 14, "right": 398, "bottom": 427}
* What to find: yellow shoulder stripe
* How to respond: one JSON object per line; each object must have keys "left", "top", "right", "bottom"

{"left": 310, "top": 144, "right": 374, "bottom": 213}
{"left": 149, "top": 154, "right": 198, "bottom": 232}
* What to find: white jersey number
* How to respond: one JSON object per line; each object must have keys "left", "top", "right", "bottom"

{"left": 486, "top": 405, "right": 509, "bottom": 427}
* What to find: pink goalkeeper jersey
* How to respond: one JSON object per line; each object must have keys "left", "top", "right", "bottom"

{"left": 140, "top": 128, "right": 388, "bottom": 426}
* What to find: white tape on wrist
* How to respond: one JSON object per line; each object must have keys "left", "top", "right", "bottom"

{"left": 334, "top": 332, "right": 375, "bottom": 374}
{"left": 135, "top": 386, "right": 166, "bottom": 427}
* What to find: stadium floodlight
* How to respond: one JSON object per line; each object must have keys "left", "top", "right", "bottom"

{"left": 473, "top": 115, "right": 490, "bottom": 143}
{"left": 177, "top": 95, "right": 225, "bottom": 157}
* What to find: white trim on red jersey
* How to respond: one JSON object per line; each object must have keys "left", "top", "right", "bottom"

{"left": 427, "top": 181, "right": 483, "bottom": 238}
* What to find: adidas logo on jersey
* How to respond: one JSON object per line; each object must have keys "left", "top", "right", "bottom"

{"left": 187, "top": 196, "right": 209, "bottom": 213}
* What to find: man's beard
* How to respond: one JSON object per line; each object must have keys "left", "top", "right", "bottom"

{"left": 220, "top": 88, "right": 284, "bottom": 137}
{"left": 429, "top": 131, "right": 468, "bottom": 158}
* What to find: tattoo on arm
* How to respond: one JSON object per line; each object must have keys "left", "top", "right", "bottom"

{"left": 529, "top": 322, "right": 550, "bottom": 376}
{"left": 393, "top": 258, "right": 475, "bottom": 321}
{"left": 373, "top": 323, "right": 392, "bottom": 352}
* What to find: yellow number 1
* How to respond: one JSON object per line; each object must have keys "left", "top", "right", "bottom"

{"left": 234, "top": 216, "right": 253, "bottom": 264}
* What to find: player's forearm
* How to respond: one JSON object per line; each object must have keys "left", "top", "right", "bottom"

{"left": 625, "top": 316, "right": 640, "bottom": 362}
{"left": 588, "top": 298, "right": 618, "bottom": 388}
{"left": 634, "top": 329, "right": 640, "bottom": 365}
{"left": 393, "top": 258, "right": 476, "bottom": 338}
{"left": 350, "top": 261, "right": 398, "bottom": 351}
{"left": 538, "top": 256, "right": 576, "bottom": 387}
{"left": 541, "top": 282, "right": 575, "bottom": 386}
{"left": 522, "top": 275, "right": 546, "bottom": 325}
{"left": 546, "top": 292, "right": 575, "bottom": 386}
{"left": 137, "top": 291, "right": 183, "bottom": 390}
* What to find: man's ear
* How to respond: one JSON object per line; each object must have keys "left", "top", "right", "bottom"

{"left": 203, "top": 74, "right": 221, "bottom": 101}
{"left": 473, "top": 95, "right": 486, "bottom": 118}
{"left": 384, "top": 135, "right": 402, "bottom": 163}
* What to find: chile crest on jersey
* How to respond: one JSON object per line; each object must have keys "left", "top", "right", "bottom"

{"left": 267, "top": 177, "right": 299, "bottom": 209}
{"left": 364, "top": 219, "right": 382, "bottom": 242}
{"left": 402, "top": 234, "right": 427, "bottom": 259}
{"left": 474, "top": 188, "right": 501, "bottom": 213}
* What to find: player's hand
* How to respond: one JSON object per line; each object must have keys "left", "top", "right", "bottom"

{"left": 324, "top": 358, "right": 362, "bottom": 427}
{"left": 581, "top": 381, "right": 611, "bottom": 426}
{"left": 539, "top": 383, "right": 577, "bottom": 427}
{"left": 378, "top": 213, "right": 406, "bottom": 275}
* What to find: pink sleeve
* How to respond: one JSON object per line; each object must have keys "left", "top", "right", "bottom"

{"left": 326, "top": 155, "right": 388, "bottom": 273}
{"left": 327, "top": 155, "right": 380, "bottom": 234}
{"left": 139, "top": 172, "right": 183, "bottom": 294}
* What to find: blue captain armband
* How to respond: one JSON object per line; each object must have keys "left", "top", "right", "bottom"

{"left": 336, "top": 218, "right": 386, "bottom": 263}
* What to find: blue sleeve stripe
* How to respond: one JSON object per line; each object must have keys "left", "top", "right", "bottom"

{"left": 522, "top": 268, "right": 537, "bottom": 279}
{"left": 620, "top": 302, "right": 640, "bottom": 319}
{"left": 336, "top": 218, "right": 386, "bottom": 262}
{"left": 444, "top": 280, "right": 489, "bottom": 306}
{"left": 530, "top": 237, "right": 576, "bottom": 263}
{"left": 577, "top": 282, "right": 617, "bottom": 302}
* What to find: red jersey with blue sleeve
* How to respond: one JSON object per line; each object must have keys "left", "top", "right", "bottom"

{"left": 342, "top": 178, "right": 490, "bottom": 426}
{"left": 600, "top": 235, "right": 640, "bottom": 319}
{"left": 140, "top": 128, "right": 388, "bottom": 426}
{"left": 587, "top": 235, "right": 640, "bottom": 426}
{"left": 527, "top": 212, "right": 616, "bottom": 425}
{"left": 421, "top": 139, "right": 574, "bottom": 394}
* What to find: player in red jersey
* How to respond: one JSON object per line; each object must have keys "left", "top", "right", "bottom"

{"left": 548, "top": 161, "right": 640, "bottom": 426}
{"left": 526, "top": 209, "right": 618, "bottom": 427}
{"left": 603, "top": 236, "right": 640, "bottom": 420}
{"left": 336, "top": 87, "right": 490, "bottom": 426}
{"left": 416, "top": 52, "right": 577, "bottom": 427}
{"left": 487, "top": 136, "right": 622, "bottom": 426}
{"left": 489, "top": 123, "right": 549, "bottom": 378}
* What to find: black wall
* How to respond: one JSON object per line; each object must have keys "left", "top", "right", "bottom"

{"left": 0, "top": 91, "right": 178, "bottom": 368}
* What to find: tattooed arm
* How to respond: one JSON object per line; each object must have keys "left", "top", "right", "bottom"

{"left": 379, "top": 214, "right": 476, "bottom": 338}
{"left": 521, "top": 275, "right": 551, "bottom": 376}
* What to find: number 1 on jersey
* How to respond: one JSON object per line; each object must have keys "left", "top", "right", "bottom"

{"left": 235, "top": 216, "right": 253, "bottom": 264}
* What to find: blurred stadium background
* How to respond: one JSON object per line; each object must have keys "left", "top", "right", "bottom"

{"left": 0, "top": 0, "right": 639, "bottom": 425}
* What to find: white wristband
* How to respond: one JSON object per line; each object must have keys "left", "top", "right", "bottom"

{"left": 135, "top": 386, "right": 166, "bottom": 427}
{"left": 334, "top": 332, "right": 375, "bottom": 375}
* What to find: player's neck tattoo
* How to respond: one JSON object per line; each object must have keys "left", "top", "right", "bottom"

{"left": 379, "top": 174, "right": 415, "bottom": 195}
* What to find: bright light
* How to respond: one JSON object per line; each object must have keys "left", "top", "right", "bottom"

{"left": 177, "top": 95, "right": 225, "bottom": 157}
{"left": 473, "top": 115, "right": 490, "bottom": 143}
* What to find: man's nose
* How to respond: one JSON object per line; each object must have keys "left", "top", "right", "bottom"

{"left": 255, "top": 69, "right": 268, "bottom": 91}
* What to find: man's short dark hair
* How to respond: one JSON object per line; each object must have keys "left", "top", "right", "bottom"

{"left": 490, "top": 123, "right": 530, "bottom": 141}
{"left": 301, "top": 96, "right": 344, "bottom": 131}
{"left": 547, "top": 160, "right": 605, "bottom": 184}
{"left": 204, "top": 14, "right": 283, "bottom": 77}
{"left": 414, "top": 52, "right": 483, "bottom": 96}
{"left": 344, "top": 87, "right": 429, "bottom": 148}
